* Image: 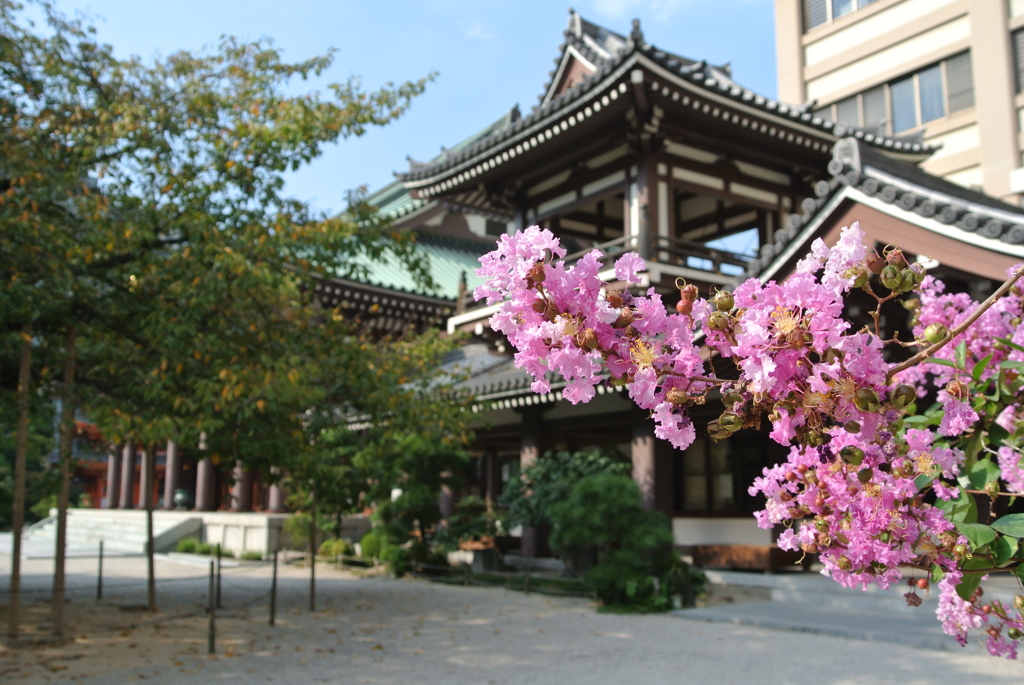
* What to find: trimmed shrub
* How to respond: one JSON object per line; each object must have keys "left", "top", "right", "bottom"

{"left": 176, "top": 537, "right": 199, "bottom": 554}
{"left": 550, "top": 473, "right": 704, "bottom": 612}
{"left": 196, "top": 542, "right": 212, "bottom": 555}
{"left": 359, "top": 530, "right": 383, "bottom": 559}
{"left": 239, "top": 550, "right": 263, "bottom": 561}
{"left": 380, "top": 545, "right": 410, "bottom": 577}
{"left": 318, "top": 538, "right": 353, "bottom": 558}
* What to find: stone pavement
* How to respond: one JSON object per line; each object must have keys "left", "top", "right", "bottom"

{"left": 0, "top": 552, "right": 1021, "bottom": 684}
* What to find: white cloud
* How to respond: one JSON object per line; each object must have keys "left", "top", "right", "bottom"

{"left": 464, "top": 21, "right": 496, "bottom": 41}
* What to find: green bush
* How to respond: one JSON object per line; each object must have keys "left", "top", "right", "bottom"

{"left": 195, "top": 542, "right": 212, "bottom": 555}
{"left": 360, "top": 530, "right": 383, "bottom": 559}
{"left": 380, "top": 544, "right": 410, "bottom": 577}
{"left": 318, "top": 538, "right": 353, "bottom": 558}
{"left": 549, "top": 473, "right": 702, "bottom": 612}
{"left": 239, "top": 550, "right": 263, "bottom": 561}
{"left": 176, "top": 537, "right": 199, "bottom": 554}
{"left": 500, "top": 448, "right": 631, "bottom": 530}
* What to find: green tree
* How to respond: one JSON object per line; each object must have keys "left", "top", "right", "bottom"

{"left": 1, "top": 0, "right": 463, "bottom": 632}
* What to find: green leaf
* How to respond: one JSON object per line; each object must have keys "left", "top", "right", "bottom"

{"left": 930, "top": 564, "right": 945, "bottom": 584}
{"left": 954, "top": 522, "right": 997, "bottom": 550}
{"left": 914, "top": 473, "right": 934, "bottom": 491}
{"left": 991, "top": 513, "right": 1024, "bottom": 538}
{"left": 955, "top": 572, "right": 983, "bottom": 601}
{"left": 956, "top": 341, "right": 967, "bottom": 370}
{"left": 996, "top": 337, "right": 1024, "bottom": 355}
{"left": 972, "top": 354, "right": 993, "bottom": 382}
{"left": 926, "top": 358, "right": 958, "bottom": 369}
{"left": 998, "top": 360, "right": 1024, "bottom": 371}
{"left": 967, "top": 459, "right": 1001, "bottom": 490}
{"left": 992, "top": 536, "right": 1019, "bottom": 566}
{"left": 936, "top": 490, "right": 978, "bottom": 523}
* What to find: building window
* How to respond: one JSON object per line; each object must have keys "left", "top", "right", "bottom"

{"left": 804, "top": 0, "right": 878, "bottom": 31}
{"left": 816, "top": 52, "right": 973, "bottom": 135}
{"left": 674, "top": 434, "right": 767, "bottom": 514}
{"left": 1014, "top": 29, "right": 1024, "bottom": 93}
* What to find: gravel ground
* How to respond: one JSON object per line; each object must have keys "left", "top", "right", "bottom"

{"left": 0, "top": 553, "right": 1021, "bottom": 684}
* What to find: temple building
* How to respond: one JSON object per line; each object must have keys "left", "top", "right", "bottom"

{"left": 360, "top": 9, "right": 1024, "bottom": 567}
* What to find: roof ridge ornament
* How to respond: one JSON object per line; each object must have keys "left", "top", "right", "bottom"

{"left": 629, "top": 18, "right": 644, "bottom": 47}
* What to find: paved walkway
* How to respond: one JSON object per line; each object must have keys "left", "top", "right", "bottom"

{"left": 0, "top": 552, "right": 1021, "bottom": 683}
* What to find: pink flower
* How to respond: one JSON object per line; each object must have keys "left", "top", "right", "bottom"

{"left": 997, "top": 446, "right": 1024, "bottom": 494}
{"left": 614, "top": 252, "right": 645, "bottom": 284}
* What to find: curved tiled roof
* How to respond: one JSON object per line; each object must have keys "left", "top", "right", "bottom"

{"left": 398, "top": 15, "right": 934, "bottom": 188}
{"left": 741, "top": 137, "right": 1024, "bottom": 281}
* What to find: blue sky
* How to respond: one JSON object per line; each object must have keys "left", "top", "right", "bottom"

{"left": 67, "top": 0, "right": 777, "bottom": 215}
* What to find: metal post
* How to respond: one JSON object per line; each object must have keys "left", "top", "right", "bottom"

{"left": 207, "top": 560, "right": 215, "bottom": 654}
{"left": 97, "top": 540, "right": 104, "bottom": 600}
{"left": 269, "top": 550, "right": 278, "bottom": 627}
{"left": 524, "top": 571, "right": 531, "bottom": 595}
{"left": 309, "top": 550, "right": 315, "bottom": 612}
{"left": 463, "top": 564, "right": 470, "bottom": 587}
{"left": 215, "top": 544, "right": 222, "bottom": 609}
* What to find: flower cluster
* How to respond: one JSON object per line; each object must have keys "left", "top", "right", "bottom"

{"left": 477, "top": 223, "right": 1024, "bottom": 657}
{"left": 474, "top": 226, "right": 707, "bottom": 449}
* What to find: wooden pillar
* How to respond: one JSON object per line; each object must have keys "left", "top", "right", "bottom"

{"left": 230, "top": 461, "right": 253, "bottom": 512}
{"left": 632, "top": 415, "right": 656, "bottom": 511}
{"left": 163, "top": 440, "right": 181, "bottom": 510}
{"left": 484, "top": 451, "right": 501, "bottom": 509}
{"left": 267, "top": 467, "right": 287, "bottom": 512}
{"left": 520, "top": 406, "right": 545, "bottom": 558}
{"left": 118, "top": 440, "right": 135, "bottom": 509}
{"left": 194, "top": 458, "right": 216, "bottom": 511}
{"left": 104, "top": 444, "right": 121, "bottom": 509}
{"left": 439, "top": 470, "right": 455, "bottom": 522}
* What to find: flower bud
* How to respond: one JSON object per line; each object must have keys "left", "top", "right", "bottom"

{"left": 707, "top": 311, "right": 730, "bottom": 331}
{"left": 953, "top": 543, "right": 969, "bottom": 559}
{"left": 805, "top": 429, "right": 824, "bottom": 447}
{"left": 527, "top": 262, "right": 546, "bottom": 284}
{"left": 857, "top": 467, "right": 873, "bottom": 484}
{"left": 840, "top": 446, "right": 865, "bottom": 466}
{"left": 531, "top": 300, "right": 547, "bottom": 313}
{"left": 612, "top": 309, "right": 636, "bottom": 329}
{"left": 843, "top": 420, "right": 861, "bottom": 434}
{"left": 1015, "top": 594, "right": 1024, "bottom": 612}
{"left": 680, "top": 283, "right": 699, "bottom": 302}
{"left": 665, "top": 387, "right": 688, "bottom": 405}
{"left": 899, "top": 269, "right": 916, "bottom": 292}
{"left": 880, "top": 265, "right": 901, "bottom": 290}
{"left": 675, "top": 299, "right": 693, "bottom": 315}
{"left": 575, "top": 328, "right": 599, "bottom": 351}
{"left": 606, "top": 290, "right": 624, "bottom": 308}
{"left": 1008, "top": 628, "right": 1023, "bottom": 641}
{"left": 886, "top": 248, "right": 908, "bottom": 268}
{"left": 722, "top": 391, "right": 743, "bottom": 406}
{"left": 836, "top": 556, "right": 853, "bottom": 571}
{"left": 714, "top": 290, "right": 734, "bottom": 312}
{"left": 916, "top": 578, "right": 929, "bottom": 590}
{"left": 923, "top": 323, "right": 948, "bottom": 344}
{"left": 866, "top": 252, "right": 885, "bottom": 275}
{"left": 719, "top": 412, "right": 743, "bottom": 432}
{"left": 853, "top": 388, "right": 880, "bottom": 413}
{"left": 890, "top": 384, "right": 916, "bottom": 409}
{"left": 909, "top": 262, "right": 926, "bottom": 284}
{"left": 852, "top": 269, "right": 869, "bottom": 289}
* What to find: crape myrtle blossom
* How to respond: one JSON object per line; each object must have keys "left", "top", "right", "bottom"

{"left": 477, "top": 223, "right": 1024, "bottom": 657}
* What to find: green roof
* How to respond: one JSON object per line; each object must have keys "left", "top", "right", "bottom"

{"left": 346, "top": 235, "right": 490, "bottom": 301}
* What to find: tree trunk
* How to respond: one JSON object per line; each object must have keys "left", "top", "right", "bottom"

{"left": 8, "top": 320, "right": 33, "bottom": 640}
{"left": 52, "top": 325, "right": 77, "bottom": 637}
{"left": 144, "top": 442, "right": 157, "bottom": 612}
